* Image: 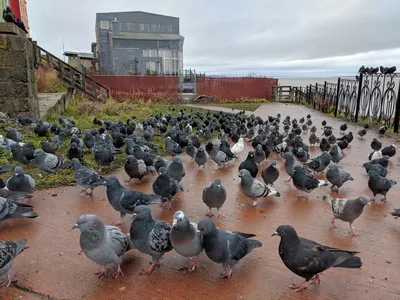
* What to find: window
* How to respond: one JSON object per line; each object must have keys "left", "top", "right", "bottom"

{"left": 146, "top": 61, "right": 157, "bottom": 72}
{"left": 145, "top": 24, "right": 150, "bottom": 32}
{"left": 149, "top": 50, "right": 157, "bottom": 57}
{"left": 140, "top": 23, "right": 144, "bottom": 31}
{"left": 151, "top": 24, "right": 156, "bottom": 32}
{"left": 167, "top": 24, "right": 172, "bottom": 33}
{"left": 161, "top": 24, "right": 165, "bottom": 32}
{"left": 100, "top": 21, "right": 109, "bottom": 30}
{"left": 157, "top": 24, "right": 161, "bottom": 32}
{"left": 171, "top": 51, "right": 179, "bottom": 73}
{"left": 143, "top": 49, "right": 149, "bottom": 57}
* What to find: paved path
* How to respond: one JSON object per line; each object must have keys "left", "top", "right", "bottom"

{"left": 1, "top": 102, "right": 400, "bottom": 300}
{"left": 38, "top": 93, "right": 65, "bottom": 118}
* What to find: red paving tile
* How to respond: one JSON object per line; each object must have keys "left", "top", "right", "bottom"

{"left": 1, "top": 102, "right": 400, "bottom": 300}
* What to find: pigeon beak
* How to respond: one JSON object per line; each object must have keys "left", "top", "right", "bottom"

{"left": 132, "top": 213, "right": 137, "bottom": 219}
{"left": 367, "top": 202, "right": 371, "bottom": 206}
{"left": 70, "top": 224, "right": 78, "bottom": 231}
{"left": 172, "top": 219, "right": 178, "bottom": 226}
{"left": 195, "top": 230, "right": 201, "bottom": 236}
{"left": 271, "top": 232, "right": 279, "bottom": 237}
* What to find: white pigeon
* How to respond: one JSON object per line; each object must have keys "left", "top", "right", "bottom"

{"left": 369, "top": 150, "right": 382, "bottom": 161}
{"left": 231, "top": 138, "right": 244, "bottom": 154}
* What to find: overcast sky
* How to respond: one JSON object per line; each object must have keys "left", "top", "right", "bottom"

{"left": 28, "top": 0, "right": 400, "bottom": 77}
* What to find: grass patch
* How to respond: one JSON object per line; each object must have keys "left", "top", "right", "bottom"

{"left": 0, "top": 96, "right": 217, "bottom": 189}
{"left": 35, "top": 66, "right": 68, "bottom": 93}
{"left": 205, "top": 99, "right": 268, "bottom": 112}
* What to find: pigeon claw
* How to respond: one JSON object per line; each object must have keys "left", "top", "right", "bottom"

{"left": 310, "top": 273, "right": 322, "bottom": 285}
{"left": 140, "top": 264, "right": 156, "bottom": 276}
{"left": 112, "top": 220, "right": 125, "bottom": 226}
{"left": 349, "top": 229, "right": 359, "bottom": 238}
{"left": 184, "top": 256, "right": 201, "bottom": 272}
{"left": 94, "top": 267, "right": 107, "bottom": 278}
{"left": 220, "top": 269, "right": 233, "bottom": 279}
{"left": 217, "top": 212, "right": 225, "bottom": 219}
{"left": 284, "top": 178, "right": 292, "bottom": 184}
{"left": 112, "top": 265, "right": 124, "bottom": 278}
{"left": 206, "top": 210, "right": 214, "bottom": 217}
{"left": 0, "top": 273, "right": 11, "bottom": 287}
{"left": 288, "top": 280, "right": 308, "bottom": 292}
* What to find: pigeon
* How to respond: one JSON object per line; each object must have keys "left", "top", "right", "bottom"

{"left": 0, "top": 189, "right": 32, "bottom": 202}
{"left": 357, "top": 128, "right": 367, "bottom": 138}
{"left": 292, "top": 165, "right": 327, "bottom": 199}
{"left": 71, "top": 214, "right": 132, "bottom": 278}
{"left": 124, "top": 155, "right": 148, "bottom": 182}
{"left": 370, "top": 138, "right": 382, "bottom": 151}
{"left": 304, "top": 152, "right": 331, "bottom": 173}
{"left": 17, "top": 116, "right": 33, "bottom": 126}
{"left": 66, "top": 142, "right": 84, "bottom": 162}
{"left": 367, "top": 170, "right": 397, "bottom": 201}
{"left": 165, "top": 137, "right": 183, "bottom": 157}
{"left": 337, "top": 132, "right": 353, "bottom": 144}
{"left": 170, "top": 211, "right": 203, "bottom": 271}
{"left": 197, "top": 218, "right": 262, "bottom": 279}
{"left": 129, "top": 205, "right": 172, "bottom": 275}
{"left": 238, "top": 151, "right": 258, "bottom": 178}
{"left": 381, "top": 144, "right": 396, "bottom": 157}
{"left": 202, "top": 179, "right": 227, "bottom": 218}
{"left": 154, "top": 156, "right": 168, "bottom": 174}
{"left": 50, "top": 132, "right": 66, "bottom": 151}
{"left": 283, "top": 152, "right": 302, "bottom": 182}
{"left": 33, "top": 149, "right": 64, "bottom": 173}
{"left": 0, "top": 239, "right": 29, "bottom": 287}
{"left": 6, "top": 166, "right": 35, "bottom": 193}
{"left": 152, "top": 167, "right": 182, "bottom": 210}
{"left": 185, "top": 141, "right": 197, "bottom": 161}
{"left": 10, "top": 143, "right": 33, "bottom": 165}
{"left": 104, "top": 175, "right": 163, "bottom": 225}
{"left": 272, "top": 225, "right": 362, "bottom": 292}
{"left": 0, "top": 165, "right": 14, "bottom": 174}
{"left": 323, "top": 195, "right": 370, "bottom": 237}
{"left": 329, "top": 144, "right": 343, "bottom": 164}
{"left": 325, "top": 164, "right": 354, "bottom": 191}
{"left": 0, "top": 197, "right": 38, "bottom": 221}
{"left": 40, "top": 141, "right": 55, "bottom": 154}
{"left": 5, "top": 128, "right": 23, "bottom": 142}
{"left": 390, "top": 209, "right": 400, "bottom": 217}
{"left": 231, "top": 138, "right": 244, "bottom": 155}
{"left": 378, "top": 125, "right": 387, "bottom": 135}
{"left": 210, "top": 145, "right": 234, "bottom": 168}
{"left": 309, "top": 133, "right": 319, "bottom": 146}
{"left": 339, "top": 123, "right": 347, "bottom": 134}
{"left": 220, "top": 140, "right": 235, "bottom": 159}
{"left": 319, "top": 138, "right": 330, "bottom": 152}
{"left": 83, "top": 131, "right": 95, "bottom": 149}
{"left": 194, "top": 145, "right": 208, "bottom": 169}
{"left": 368, "top": 150, "right": 382, "bottom": 161}
{"left": 254, "top": 144, "right": 266, "bottom": 165}
{"left": 363, "top": 162, "right": 387, "bottom": 177}
{"left": 166, "top": 156, "right": 186, "bottom": 183}
{"left": 71, "top": 159, "right": 104, "bottom": 195}
{"left": 238, "top": 169, "right": 280, "bottom": 207}
{"left": 367, "top": 155, "right": 390, "bottom": 168}
{"left": 261, "top": 160, "right": 279, "bottom": 186}
{"left": 93, "top": 142, "right": 115, "bottom": 171}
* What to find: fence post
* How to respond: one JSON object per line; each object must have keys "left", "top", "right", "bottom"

{"left": 314, "top": 83, "right": 317, "bottom": 109}
{"left": 354, "top": 73, "right": 363, "bottom": 123}
{"left": 334, "top": 77, "right": 341, "bottom": 117}
{"left": 323, "top": 81, "right": 327, "bottom": 101}
{"left": 393, "top": 84, "right": 400, "bottom": 133}
{"left": 309, "top": 84, "right": 312, "bottom": 104}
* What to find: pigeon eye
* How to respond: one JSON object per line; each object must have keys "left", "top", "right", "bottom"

{"left": 81, "top": 221, "right": 87, "bottom": 224}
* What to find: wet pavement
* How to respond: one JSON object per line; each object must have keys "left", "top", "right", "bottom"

{"left": 1, "top": 102, "right": 400, "bottom": 300}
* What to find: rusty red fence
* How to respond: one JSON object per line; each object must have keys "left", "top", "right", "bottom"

{"left": 91, "top": 75, "right": 278, "bottom": 101}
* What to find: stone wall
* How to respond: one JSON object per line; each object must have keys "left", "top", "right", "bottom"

{"left": 0, "top": 23, "right": 39, "bottom": 120}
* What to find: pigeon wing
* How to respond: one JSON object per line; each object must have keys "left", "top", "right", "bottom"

{"left": 149, "top": 221, "right": 172, "bottom": 253}
{"left": 331, "top": 198, "right": 347, "bottom": 215}
{"left": 106, "top": 225, "right": 130, "bottom": 257}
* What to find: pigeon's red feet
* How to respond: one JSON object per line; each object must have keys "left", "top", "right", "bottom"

{"left": 220, "top": 269, "right": 233, "bottom": 279}
{"left": 284, "top": 178, "right": 292, "bottom": 183}
{"left": 310, "top": 273, "right": 323, "bottom": 285}
{"left": 288, "top": 280, "right": 308, "bottom": 292}
{"left": 94, "top": 267, "right": 107, "bottom": 278}
{"left": 206, "top": 210, "right": 214, "bottom": 217}
{"left": 0, "top": 273, "right": 11, "bottom": 287}
{"left": 217, "top": 212, "right": 225, "bottom": 219}
{"left": 296, "top": 194, "right": 308, "bottom": 199}
{"left": 112, "top": 265, "right": 124, "bottom": 278}
{"left": 112, "top": 220, "right": 125, "bottom": 226}
{"left": 140, "top": 264, "right": 157, "bottom": 276}
{"left": 349, "top": 228, "right": 359, "bottom": 238}
{"left": 185, "top": 256, "right": 201, "bottom": 272}
{"left": 330, "top": 218, "right": 337, "bottom": 228}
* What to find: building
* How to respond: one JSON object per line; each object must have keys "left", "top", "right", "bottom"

{"left": 63, "top": 51, "right": 99, "bottom": 74}
{"left": 1, "top": 0, "right": 30, "bottom": 36}
{"left": 95, "top": 11, "right": 184, "bottom": 75}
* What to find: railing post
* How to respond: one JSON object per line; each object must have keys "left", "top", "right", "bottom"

{"left": 393, "top": 84, "right": 400, "bottom": 133}
{"left": 354, "top": 73, "right": 363, "bottom": 123}
{"left": 323, "top": 81, "right": 327, "bottom": 101}
{"left": 309, "top": 84, "right": 312, "bottom": 104}
{"left": 334, "top": 77, "right": 341, "bottom": 117}
{"left": 314, "top": 83, "right": 317, "bottom": 109}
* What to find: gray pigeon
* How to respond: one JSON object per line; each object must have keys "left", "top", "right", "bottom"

{"left": 0, "top": 189, "right": 32, "bottom": 202}
{"left": 254, "top": 144, "right": 266, "bottom": 165}
{"left": 363, "top": 163, "right": 387, "bottom": 177}
{"left": 202, "top": 179, "right": 227, "bottom": 218}
{"left": 0, "top": 239, "right": 28, "bottom": 287}
{"left": 124, "top": 155, "right": 148, "bottom": 182}
{"left": 238, "top": 169, "right": 280, "bottom": 207}
{"left": 325, "top": 164, "right": 354, "bottom": 191}
{"left": 194, "top": 145, "right": 208, "bottom": 169}
{"left": 71, "top": 158, "right": 104, "bottom": 195}
{"left": 104, "top": 175, "right": 163, "bottom": 225}
{"left": 129, "top": 205, "right": 172, "bottom": 275}
{"left": 323, "top": 194, "right": 370, "bottom": 237}
{"left": 154, "top": 156, "right": 168, "bottom": 174}
{"left": 166, "top": 156, "right": 186, "bottom": 183}
{"left": 329, "top": 144, "right": 343, "bottom": 164}
{"left": 210, "top": 145, "right": 234, "bottom": 167}
{"left": 261, "top": 160, "right": 279, "bottom": 186}
{"left": 283, "top": 152, "right": 302, "bottom": 183}
{"left": 50, "top": 132, "right": 66, "bottom": 151}
{"left": 185, "top": 140, "right": 197, "bottom": 161}
{"left": 33, "top": 149, "right": 64, "bottom": 173}
{"left": 71, "top": 214, "right": 132, "bottom": 278}
{"left": 170, "top": 211, "right": 203, "bottom": 271}
{"left": 165, "top": 136, "right": 182, "bottom": 157}
{"left": 6, "top": 166, "right": 35, "bottom": 193}
{"left": 367, "top": 170, "right": 397, "bottom": 201}
{"left": 5, "top": 128, "right": 24, "bottom": 142}
{"left": 304, "top": 152, "right": 331, "bottom": 173}
{"left": 0, "top": 197, "right": 38, "bottom": 221}
{"left": 197, "top": 218, "right": 262, "bottom": 279}
{"left": 292, "top": 165, "right": 327, "bottom": 199}
{"left": 93, "top": 142, "right": 115, "bottom": 171}
{"left": 153, "top": 167, "right": 183, "bottom": 210}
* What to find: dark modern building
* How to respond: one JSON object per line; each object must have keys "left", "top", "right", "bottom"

{"left": 95, "top": 11, "right": 184, "bottom": 75}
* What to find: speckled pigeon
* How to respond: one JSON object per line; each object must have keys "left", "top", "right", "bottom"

{"left": 153, "top": 167, "right": 183, "bottom": 210}
{"left": 0, "top": 239, "right": 28, "bottom": 287}
{"left": 71, "top": 158, "right": 104, "bottom": 195}
{"left": 325, "top": 164, "right": 353, "bottom": 192}
{"left": 202, "top": 179, "right": 227, "bottom": 218}
{"left": 129, "top": 205, "right": 172, "bottom": 275}
{"left": 0, "top": 197, "right": 38, "bottom": 221}
{"left": 124, "top": 155, "right": 148, "bottom": 182}
{"left": 33, "top": 149, "right": 65, "bottom": 173}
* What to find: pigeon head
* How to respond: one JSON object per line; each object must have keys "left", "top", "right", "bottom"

{"left": 247, "top": 151, "right": 255, "bottom": 160}
{"left": 71, "top": 158, "right": 81, "bottom": 167}
{"left": 271, "top": 225, "right": 299, "bottom": 239}
{"left": 172, "top": 211, "right": 189, "bottom": 227}
{"left": 14, "top": 166, "right": 24, "bottom": 176}
{"left": 238, "top": 169, "right": 251, "bottom": 178}
{"left": 270, "top": 160, "right": 277, "bottom": 167}
{"left": 174, "top": 156, "right": 182, "bottom": 163}
{"left": 256, "top": 144, "right": 262, "bottom": 150}
{"left": 197, "top": 218, "right": 216, "bottom": 236}
{"left": 70, "top": 142, "right": 78, "bottom": 149}
{"left": 71, "top": 214, "right": 103, "bottom": 232}
{"left": 283, "top": 152, "right": 293, "bottom": 161}
{"left": 214, "top": 179, "right": 222, "bottom": 186}
{"left": 358, "top": 195, "right": 371, "bottom": 206}
{"left": 126, "top": 155, "right": 137, "bottom": 163}
{"left": 33, "top": 149, "right": 45, "bottom": 157}
{"left": 158, "top": 167, "right": 167, "bottom": 175}
{"left": 103, "top": 175, "right": 120, "bottom": 186}
{"left": 58, "top": 132, "right": 67, "bottom": 139}
{"left": 197, "top": 145, "right": 204, "bottom": 152}
{"left": 327, "top": 164, "right": 338, "bottom": 171}
{"left": 132, "top": 205, "right": 151, "bottom": 219}
{"left": 293, "top": 165, "right": 303, "bottom": 172}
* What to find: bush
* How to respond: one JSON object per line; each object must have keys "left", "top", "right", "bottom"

{"left": 35, "top": 66, "right": 68, "bottom": 93}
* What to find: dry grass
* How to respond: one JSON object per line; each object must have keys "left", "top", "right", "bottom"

{"left": 35, "top": 66, "right": 68, "bottom": 93}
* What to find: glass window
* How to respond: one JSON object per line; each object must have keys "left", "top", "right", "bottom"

{"left": 149, "top": 50, "right": 157, "bottom": 57}
{"left": 140, "top": 23, "right": 144, "bottom": 31}
{"left": 157, "top": 24, "right": 160, "bottom": 32}
{"left": 100, "top": 21, "right": 109, "bottom": 30}
{"left": 161, "top": 24, "right": 165, "bottom": 32}
{"left": 151, "top": 24, "right": 156, "bottom": 32}
{"left": 143, "top": 49, "right": 149, "bottom": 57}
{"left": 145, "top": 24, "right": 150, "bottom": 31}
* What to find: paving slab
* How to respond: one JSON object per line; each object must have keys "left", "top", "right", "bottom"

{"left": 1, "top": 102, "right": 400, "bottom": 300}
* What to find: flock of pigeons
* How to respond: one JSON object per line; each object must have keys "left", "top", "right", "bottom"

{"left": 2, "top": 6, "right": 28, "bottom": 33}
{"left": 358, "top": 65, "right": 397, "bottom": 75}
{"left": 0, "top": 107, "right": 398, "bottom": 293}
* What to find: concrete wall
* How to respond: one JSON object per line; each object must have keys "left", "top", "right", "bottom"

{"left": 0, "top": 0, "right": 8, "bottom": 19}
{"left": 0, "top": 24, "right": 39, "bottom": 119}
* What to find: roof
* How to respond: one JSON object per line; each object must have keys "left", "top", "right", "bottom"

{"left": 96, "top": 11, "right": 178, "bottom": 19}
{"left": 112, "top": 33, "right": 184, "bottom": 41}
{"left": 63, "top": 51, "right": 96, "bottom": 59}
